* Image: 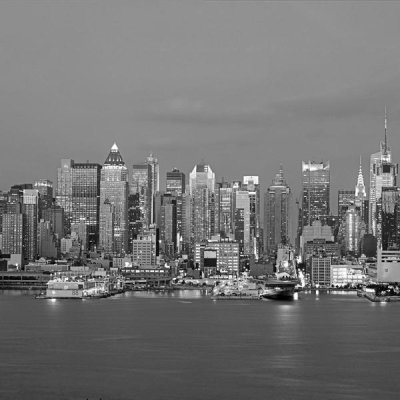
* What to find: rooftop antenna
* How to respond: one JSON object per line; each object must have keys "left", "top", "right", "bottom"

{"left": 384, "top": 106, "right": 388, "bottom": 155}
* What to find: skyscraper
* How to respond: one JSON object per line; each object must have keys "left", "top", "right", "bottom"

{"left": 146, "top": 153, "right": 159, "bottom": 225}
{"left": 301, "top": 161, "right": 330, "bottom": 230}
{"left": 369, "top": 111, "right": 398, "bottom": 239}
{"left": 242, "top": 176, "right": 261, "bottom": 258}
{"left": 166, "top": 168, "right": 185, "bottom": 250}
{"left": 355, "top": 156, "right": 368, "bottom": 227}
{"left": 166, "top": 168, "right": 185, "bottom": 196}
{"left": 71, "top": 163, "right": 101, "bottom": 250}
{"left": 264, "top": 166, "right": 291, "bottom": 257}
{"left": 2, "top": 203, "right": 24, "bottom": 261}
{"left": 189, "top": 164, "right": 216, "bottom": 249}
{"left": 379, "top": 187, "right": 400, "bottom": 251}
{"left": 131, "top": 163, "right": 151, "bottom": 230}
{"left": 216, "top": 181, "right": 234, "bottom": 238}
{"left": 22, "top": 189, "right": 39, "bottom": 262}
{"left": 34, "top": 179, "right": 53, "bottom": 219}
{"left": 234, "top": 190, "right": 250, "bottom": 254}
{"left": 56, "top": 159, "right": 74, "bottom": 234}
{"left": 99, "top": 143, "right": 128, "bottom": 255}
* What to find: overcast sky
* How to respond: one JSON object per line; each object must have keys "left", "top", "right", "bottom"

{"left": 1, "top": 1, "right": 400, "bottom": 211}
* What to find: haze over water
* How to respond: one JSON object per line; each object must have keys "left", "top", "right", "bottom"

{"left": 1, "top": 291, "right": 399, "bottom": 400}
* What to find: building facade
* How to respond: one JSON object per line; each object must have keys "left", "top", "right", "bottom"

{"left": 264, "top": 166, "right": 291, "bottom": 257}
{"left": 99, "top": 143, "right": 128, "bottom": 255}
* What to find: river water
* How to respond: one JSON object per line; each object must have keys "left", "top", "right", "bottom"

{"left": 0, "top": 290, "right": 399, "bottom": 400}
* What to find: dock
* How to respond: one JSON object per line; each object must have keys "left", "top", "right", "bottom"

{"left": 211, "top": 294, "right": 260, "bottom": 301}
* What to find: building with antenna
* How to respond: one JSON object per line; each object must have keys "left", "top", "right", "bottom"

{"left": 369, "top": 110, "right": 398, "bottom": 241}
{"left": 99, "top": 143, "right": 129, "bottom": 255}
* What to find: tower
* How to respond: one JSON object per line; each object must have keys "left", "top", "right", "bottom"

{"left": 56, "top": 159, "right": 74, "bottom": 235}
{"left": 369, "top": 110, "right": 398, "bottom": 239}
{"left": 264, "top": 166, "right": 291, "bottom": 257}
{"left": 189, "top": 164, "right": 216, "bottom": 250}
{"left": 131, "top": 163, "right": 151, "bottom": 230}
{"left": 22, "top": 189, "right": 39, "bottom": 262}
{"left": 166, "top": 168, "right": 186, "bottom": 251}
{"left": 301, "top": 161, "right": 330, "bottom": 230}
{"left": 99, "top": 143, "right": 128, "bottom": 255}
{"left": 146, "top": 153, "right": 160, "bottom": 225}
{"left": 71, "top": 163, "right": 101, "bottom": 250}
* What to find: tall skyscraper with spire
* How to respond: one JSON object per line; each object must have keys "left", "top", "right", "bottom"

{"left": 264, "top": 166, "right": 291, "bottom": 257}
{"left": 369, "top": 110, "right": 398, "bottom": 239}
{"left": 146, "top": 153, "right": 159, "bottom": 225}
{"left": 355, "top": 156, "right": 368, "bottom": 227}
{"left": 99, "top": 143, "right": 128, "bottom": 255}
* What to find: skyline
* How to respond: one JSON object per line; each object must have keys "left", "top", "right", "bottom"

{"left": 1, "top": 2, "right": 400, "bottom": 207}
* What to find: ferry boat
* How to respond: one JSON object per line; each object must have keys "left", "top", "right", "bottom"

{"left": 44, "top": 279, "right": 85, "bottom": 299}
{"left": 37, "top": 276, "right": 121, "bottom": 299}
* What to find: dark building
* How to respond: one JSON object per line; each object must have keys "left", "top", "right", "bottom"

{"left": 379, "top": 187, "right": 400, "bottom": 250}
{"left": 71, "top": 163, "right": 101, "bottom": 250}
{"left": 34, "top": 179, "right": 53, "bottom": 219}
{"left": 301, "top": 161, "right": 330, "bottom": 230}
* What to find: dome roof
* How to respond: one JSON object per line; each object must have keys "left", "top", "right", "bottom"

{"left": 104, "top": 142, "right": 125, "bottom": 166}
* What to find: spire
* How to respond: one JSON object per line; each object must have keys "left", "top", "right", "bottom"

{"left": 355, "top": 155, "right": 366, "bottom": 198}
{"left": 384, "top": 106, "right": 388, "bottom": 155}
{"left": 104, "top": 142, "right": 125, "bottom": 166}
{"left": 111, "top": 142, "right": 119, "bottom": 152}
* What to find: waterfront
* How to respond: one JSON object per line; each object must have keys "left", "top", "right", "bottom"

{"left": 1, "top": 290, "right": 400, "bottom": 400}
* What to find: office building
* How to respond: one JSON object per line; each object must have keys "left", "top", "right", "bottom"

{"left": 369, "top": 111, "right": 398, "bottom": 238}
{"left": 34, "top": 179, "right": 53, "bottom": 219}
{"left": 71, "top": 163, "right": 101, "bottom": 250}
{"left": 301, "top": 161, "right": 330, "bottom": 230}
{"left": 56, "top": 159, "right": 74, "bottom": 234}
{"left": 146, "top": 153, "right": 160, "bottom": 225}
{"left": 264, "top": 166, "right": 291, "bottom": 257}
{"left": 22, "top": 189, "right": 39, "bottom": 262}
{"left": 131, "top": 163, "right": 151, "bottom": 230}
{"left": 99, "top": 143, "right": 128, "bottom": 255}
{"left": 189, "top": 164, "right": 216, "bottom": 248}
{"left": 243, "top": 176, "right": 261, "bottom": 258}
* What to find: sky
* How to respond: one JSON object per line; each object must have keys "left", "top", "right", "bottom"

{"left": 1, "top": 1, "right": 400, "bottom": 213}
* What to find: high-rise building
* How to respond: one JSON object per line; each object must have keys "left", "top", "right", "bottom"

{"left": 301, "top": 161, "right": 330, "bottom": 230}
{"left": 264, "top": 166, "right": 291, "bottom": 257}
{"left": 379, "top": 187, "right": 400, "bottom": 251}
{"left": 355, "top": 157, "right": 368, "bottom": 227}
{"left": 56, "top": 159, "right": 74, "bottom": 235}
{"left": 166, "top": 168, "right": 185, "bottom": 250}
{"left": 71, "top": 163, "right": 101, "bottom": 250}
{"left": 345, "top": 205, "right": 361, "bottom": 255}
{"left": 158, "top": 193, "right": 177, "bottom": 256}
{"left": 216, "top": 181, "right": 234, "bottom": 238}
{"left": 42, "top": 205, "right": 64, "bottom": 240}
{"left": 22, "top": 189, "right": 39, "bottom": 262}
{"left": 131, "top": 163, "right": 151, "bottom": 230}
{"left": 166, "top": 168, "right": 185, "bottom": 195}
{"left": 99, "top": 143, "right": 128, "bottom": 255}
{"left": 189, "top": 164, "right": 216, "bottom": 249}
{"left": 146, "top": 153, "right": 160, "bottom": 225}
{"left": 234, "top": 190, "right": 250, "bottom": 255}
{"left": 242, "top": 176, "right": 261, "bottom": 258}
{"left": 2, "top": 203, "right": 24, "bottom": 262}
{"left": 38, "top": 220, "right": 58, "bottom": 259}
{"left": 34, "top": 179, "right": 53, "bottom": 219}
{"left": 338, "top": 190, "right": 355, "bottom": 221}
{"left": 369, "top": 111, "right": 398, "bottom": 240}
